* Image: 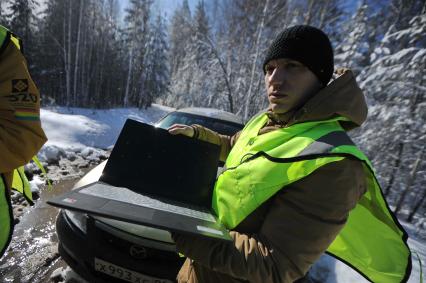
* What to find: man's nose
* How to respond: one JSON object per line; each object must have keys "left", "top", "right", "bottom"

{"left": 268, "top": 67, "right": 286, "bottom": 85}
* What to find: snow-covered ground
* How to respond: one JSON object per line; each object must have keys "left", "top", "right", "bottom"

{"left": 30, "top": 105, "right": 425, "bottom": 282}
{"left": 41, "top": 105, "right": 172, "bottom": 150}
{"left": 30, "top": 105, "right": 173, "bottom": 185}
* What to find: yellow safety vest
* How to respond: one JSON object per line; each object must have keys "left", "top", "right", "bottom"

{"left": 212, "top": 113, "right": 411, "bottom": 283}
{"left": 0, "top": 25, "right": 49, "bottom": 258}
{"left": 0, "top": 24, "right": 22, "bottom": 53}
{"left": 0, "top": 174, "right": 14, "bottom": 257}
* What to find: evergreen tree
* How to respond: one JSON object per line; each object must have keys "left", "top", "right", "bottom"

{"left": 37, "top": 0, "right": 125, "bottom": 108}
{"left": 193, "top": 0, "right": 210, "bottom": 65}
{"left": 169, "top": 0, "right": 192, "bottom": 74}
{"left": 183, "top": 0, "right": 214, "bottom": 107}
{"left": 123, "top": 0, "right": 153, "bottom": 106}
{"left": 0, "top": 0, "right": 7, "bottom": 25}
{"left": 355, "top": 8, "right": 426, "bottom": 219}
{"left": 7, "top": 0, "right": 38, "bottom": 64}
{"left": 334, "top": 3, "right": 370, "bottom": 74}
{"left": 140, "top": 13, "right": 170, "bottom": 108}
{"left": 35, "top": 0, "right": 67, "bottom": 105}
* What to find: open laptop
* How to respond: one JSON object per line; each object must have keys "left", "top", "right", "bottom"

{"left": 47, "top": 119, "right": 232, "bottom": 241}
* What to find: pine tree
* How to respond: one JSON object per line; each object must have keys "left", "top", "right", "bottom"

{"left": 193, "top": 0, "right": 210, "bottom": 65}
{"left": 35, "top": 0, "right": 67, "bottom": 105}
{"left": 0, "top": 0, "right": 7, "bottom": 25}
{"left": 169, "top": 0, "right": 192, "bottom": 74}
{"left": 139, "top": 13, "right": 170, "bottom": 108}
{"left": 36, "top": 0, "right": 125, "bottom": 108}
{"left": 186, "top": 0, "right": 214, "bottom": 107}
{"left": 123, "top": 0, "right": 153, "bottom": 107}
{"left": 355, "top": 8, "right": 426, "bottom": 219}
{"left": 334, "top": 3, "right": 370, "bottom": 75}
{"left": 7, "top": 0, "right": 38, "bottom": 63}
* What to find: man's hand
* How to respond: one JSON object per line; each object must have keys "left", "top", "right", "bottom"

{"left": 168, "top": 124, "right": 195, "bottom": 138}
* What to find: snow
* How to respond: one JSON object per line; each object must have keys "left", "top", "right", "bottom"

{"left": 412, "top": 48, "right": 426, "bottom": 62}
{"left": 50, "top": 266, "right": 88, "bottom": 283}
{"left": 32, "top": 105, "right": 425, "bottom": 282}
{"left": 41, "top": 104, "right": 173, "bottom": 150}
{"left": 386, "top": 47, "right": 419, "bottom": 63}
{"left": 30, "top": 105, "right": 173, "bottom": 183}
{"left": 29, "top": 175, "right": 44, "bottom": 193}
{"left": 178, "top": 107, "right": 243, "bottom": 123}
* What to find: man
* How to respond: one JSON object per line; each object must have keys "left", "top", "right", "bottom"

{"left": 0, "top": 25, "right": 47, "bottom": 258}
{"left": 169, "top": 25, "right": 411, "bottom": 283}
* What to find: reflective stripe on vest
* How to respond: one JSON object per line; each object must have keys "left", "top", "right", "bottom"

{"left": 0, "top": 174, "right": 14, "bottom": 258}
{"left": 0, "top": 25, "right": 22, "bottom": 55}
{"left": 212, "top": 113, "right": 411, "bottom": 283}
{"left": 11, "top": 156, "right": 51, "bottom": 204}
{"left": 32, "top": 156, "right": 52, "bottom": 190}
{"left": 12, "top": 166, "right": 33, "bottom": 205}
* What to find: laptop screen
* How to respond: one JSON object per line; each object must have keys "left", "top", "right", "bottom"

{"left": 100, "top": 119, "right": 221, "bottom": 208}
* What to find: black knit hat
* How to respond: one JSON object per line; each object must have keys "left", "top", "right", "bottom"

{"left": 263, "top": 25, "right": 334, "bottom": 86}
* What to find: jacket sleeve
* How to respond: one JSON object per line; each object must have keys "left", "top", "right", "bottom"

{"left": 0, "top": 39, "right": 47, "bottom": 173}
{"left": 173, "top": 158, "right": 367, "bottom": 283}
{"left": 191, "top": 124, "right": 241, "bottom": 162}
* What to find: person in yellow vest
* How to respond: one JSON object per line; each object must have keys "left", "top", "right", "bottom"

{"left": 0, "top": 25, "right": 47, "bottom": 258}
{"left": 168, "top": 25, "right": 411, "bottom": 283}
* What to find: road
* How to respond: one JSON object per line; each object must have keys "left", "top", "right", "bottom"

{"left": 0, "top": 177, "right": 85, "bottom": 283}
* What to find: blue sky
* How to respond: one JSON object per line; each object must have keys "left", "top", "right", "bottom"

{"left": 115, "top": 0, "right": 363, "bottom": 25}
{"left": 118, "top": 0, "right": 199, "bottom": 21}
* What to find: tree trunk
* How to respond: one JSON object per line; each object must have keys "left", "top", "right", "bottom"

{"left": 394, "top": 146, "right": 425, "bottom": 214}
{"left": 243, "top": 0, "right": 269, "bottom": 121}
{"left": 407, "top": 185, "right": 426, "bottom": 222}
{"left": 80, "top": 16, "right": 87, "bottom": 107}
{"left": 304, "top": 0, "right": 315, "bottom": 25}
{"left": 96, "top": 35, "right": 108, "bottom": 106}
{"left": 318, "top": 0, "right": 330, "bottom": 29}
{"left": 65, "top": 0, "right": 72, "bottom": 107}
{"left": 384, "top": 142, "right": 404, "bottom": 196}
{"left": 85, "top": 9, "right": 96, "bottom": 106}
{"left": 73, "top": 0, "right": 83, "bottom": 106}
{"left": 124, "top": 45, "right": 134, "bottom": 107}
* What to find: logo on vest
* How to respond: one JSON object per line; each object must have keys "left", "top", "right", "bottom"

{"left": 12, "top": 79, "right": 28, "bottom": 93}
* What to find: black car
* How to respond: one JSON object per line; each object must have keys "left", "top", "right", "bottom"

{"left": 56, "top": 108, "right": 244, "bottom": 283}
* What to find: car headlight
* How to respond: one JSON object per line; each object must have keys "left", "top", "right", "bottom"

{"left": 64, "top": 209, "right": 88, "bottom": 234}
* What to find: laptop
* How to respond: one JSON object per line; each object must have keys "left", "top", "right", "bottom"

{"left": 47, "top": 118, "right": 232, "bottom": 241}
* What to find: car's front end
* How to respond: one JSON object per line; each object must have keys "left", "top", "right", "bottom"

{"left": 55, "top": 108, "right": 244, "bottom": 282}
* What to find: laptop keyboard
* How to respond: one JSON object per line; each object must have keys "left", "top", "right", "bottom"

{"left": 80, "top": 183, "right": 216, "bottom": 223}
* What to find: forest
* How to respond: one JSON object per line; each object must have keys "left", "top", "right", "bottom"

{"left": 0, "top": 0, "right": 425, "bottom": 228}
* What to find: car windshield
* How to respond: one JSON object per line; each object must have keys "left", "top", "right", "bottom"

{"left": 156, "top": 112, "right": 243, "bottom": 136}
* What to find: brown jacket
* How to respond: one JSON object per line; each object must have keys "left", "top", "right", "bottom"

{"left": 173, "top": 70, "right": 368, "bottom": 283}
{"left": 0, "top": 36, "right": 47, "bottom": 190}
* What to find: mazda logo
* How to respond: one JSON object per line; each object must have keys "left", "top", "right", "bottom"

{"left": 129, "top": 245, "right": 148, "bottom": 259}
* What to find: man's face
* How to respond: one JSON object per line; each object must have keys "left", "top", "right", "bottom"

{"left": 264, "top": 58, "right": 322, "bottom": 114}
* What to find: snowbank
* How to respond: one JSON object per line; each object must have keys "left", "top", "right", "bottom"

{"left": 41, "top": 104, "right": 173, "bottom": 150}
{"left": 32, "top": 105, "right": 173, "bottom": 182}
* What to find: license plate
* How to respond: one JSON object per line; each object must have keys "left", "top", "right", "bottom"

{"left": 94, "top": 258, "right": 173, "bottom": 283}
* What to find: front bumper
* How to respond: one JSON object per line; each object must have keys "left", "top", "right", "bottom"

{"left": 56, "top": 210, "right": 184, "bottom": 282}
